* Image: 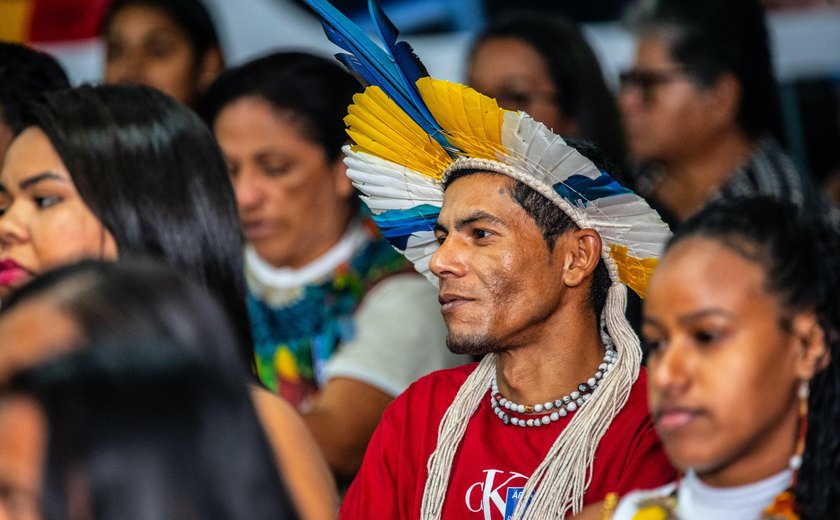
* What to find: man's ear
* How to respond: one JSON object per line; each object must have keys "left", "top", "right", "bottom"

{"left": 792, "top": 312, "right": 830, "bottom": 380}
{"left": 561, "top": 228, "right": 602, "bottom": 288}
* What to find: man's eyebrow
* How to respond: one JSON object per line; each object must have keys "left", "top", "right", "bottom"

{"left": 434, "top": 210, "right": 504, "bottom": 235}
{"left": 18, "top": 172, "right": 67, "bottom": 191}
{"left": 455, "top": 210, "right": 504, "bottom": 230}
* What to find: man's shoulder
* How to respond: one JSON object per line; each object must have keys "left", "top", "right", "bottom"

{"left": 372, "top": 362, "right": 478, "bottom": 453}
{"left": 402, "top": 362, "right": 478, "bottom": 398}
{"left": 616, "top": 367, "right": 652, "bottom": 418}
{"left": 382, "top": 362, "right": 477, "bottom": 418}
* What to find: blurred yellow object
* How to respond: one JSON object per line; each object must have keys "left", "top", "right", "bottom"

{"left": 0, "top": 0, "right": 33, "bottom": 42}
{"left": 275, "top": 347, "right": 300, "bottom": 382}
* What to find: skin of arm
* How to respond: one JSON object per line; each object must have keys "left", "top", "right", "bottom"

{"left": 302, "top": 376, "right": 393, "bottom": 483}
{"left": 250, "top": 385, "right": 339, "bottom": 520}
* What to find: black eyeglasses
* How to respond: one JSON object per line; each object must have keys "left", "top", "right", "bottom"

{"left": 619, "top": 66, "right": 693, "bottom": 104}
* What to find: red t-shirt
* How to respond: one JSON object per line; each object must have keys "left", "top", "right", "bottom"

{"left": 341, "top": 363, "right": 675, "bottom": 519}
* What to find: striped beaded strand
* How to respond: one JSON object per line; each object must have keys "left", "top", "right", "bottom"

{"left": 489, "top": 347, "right": 617, "bottom": 427}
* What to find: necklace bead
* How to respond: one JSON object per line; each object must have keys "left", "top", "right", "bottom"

{"left": 489, "top": 347, "right": 617, "bottom": 428}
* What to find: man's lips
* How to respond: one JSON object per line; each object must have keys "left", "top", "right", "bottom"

{"left": 0, "top": 259, "right": 34, "bottom": 286}
{"left": 438, "top": 293, "right": 474, "bottom": 314}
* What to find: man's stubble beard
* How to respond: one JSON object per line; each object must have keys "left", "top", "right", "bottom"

{"left": 446, "top": 331, "right": 510, "bottom": 357}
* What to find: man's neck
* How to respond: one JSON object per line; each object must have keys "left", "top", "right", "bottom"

{"left": 494, "top": 303, "right": 605, "bottom": 406}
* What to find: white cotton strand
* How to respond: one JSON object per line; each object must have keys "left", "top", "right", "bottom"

{"left": 507, "top": 282, "right": 640, "bottom": 519}
{"left": 421, "top": 354, "right": 496, "bottom": 519}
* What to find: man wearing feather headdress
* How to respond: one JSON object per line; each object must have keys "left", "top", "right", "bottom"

{"left": 341, "top": 135, "right": 676, "bottom": 520}
{"left": 301, "top": 1, "right": 677, "bottom": 518}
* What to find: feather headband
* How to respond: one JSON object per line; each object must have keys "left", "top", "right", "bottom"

{"left": 305, "top": 0, "right": 669, "bottom": 298}
{"left": 303, "top": 1, "right": 672, "bottom": 518}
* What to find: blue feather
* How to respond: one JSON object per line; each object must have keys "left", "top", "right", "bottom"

{"left": 334, "top": 53, "right": 376, "bottom": 86}
{"left": 553, "top": 171, "right": 634, "bottom": 207}
{"left": 371, "top": 204, "right": 440, "bottom": 250}
{"left": 307, "top": 2, "right": 400, "bottom": 84}
{"left": 302, "top": 0, "right": 454, "bottom": 151}
{"left": 367, "top": 1, "right": 432, "bottom": 110}
{"left": 368, "top": 1, "right": 427, "bottom": 82}
{"left": 333, "top": 50, "right": 448, "bottom": 138}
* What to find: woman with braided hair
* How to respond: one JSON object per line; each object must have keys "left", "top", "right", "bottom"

{"left": 611, "top": 197, "right": 840, "bottom": 519}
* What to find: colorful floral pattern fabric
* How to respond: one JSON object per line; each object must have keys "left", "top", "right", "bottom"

{"left": 248, "top": 219, "right": 410, "bottom": 407}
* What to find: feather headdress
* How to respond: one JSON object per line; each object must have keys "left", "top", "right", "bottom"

{"left": 304, "top": 1, "right": 671, "bottom": 518}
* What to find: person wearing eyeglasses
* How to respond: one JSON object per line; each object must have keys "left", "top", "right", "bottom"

{"left": 618, "top": 0, "right": 826, "bottom": 228}
{"left": 467, "top": 13, "right": 630, "bottom": 184}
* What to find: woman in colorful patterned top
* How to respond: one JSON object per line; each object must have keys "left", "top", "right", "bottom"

{"left": 610, "top": 197, "right": 840, "bottom": 520}
{"left": 201, "top": 51, "right": 463, "bottom": 480}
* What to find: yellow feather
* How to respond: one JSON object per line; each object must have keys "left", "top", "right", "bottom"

{"left": 609, "top": 244, "right": 660, "bottom": 299}
{"left": 348, "top": 90, "right": 424, "bottom": 144}
{"left": 347, "top": 130, "right": 448, "bottom": 179}
{"left": 345, "top": 113, "right": 408, "bottom": 155}
{"left": 344, "top": 86, "right": 452, "bottom": 179}
{"left": 417, "top": 77, "right": 506, "bottom": 161}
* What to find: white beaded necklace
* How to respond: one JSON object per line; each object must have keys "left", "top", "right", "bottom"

{"left": 490, "top": 347, "right": 617, "bottom": 427}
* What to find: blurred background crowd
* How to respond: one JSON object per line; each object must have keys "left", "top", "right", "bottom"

{"left": 1, "top": 0, "right": 839, "bottom": 518}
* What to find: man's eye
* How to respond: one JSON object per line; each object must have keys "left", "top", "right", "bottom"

{"left": 474, "top": 229, "right": 493, "bottom": 239}
{"left": 435, "top": 233, "right": 447, "bottom": 245}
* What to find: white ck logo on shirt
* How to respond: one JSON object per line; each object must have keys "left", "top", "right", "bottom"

{"left": 464, "top": 469, "right": 528, "bottom": 519}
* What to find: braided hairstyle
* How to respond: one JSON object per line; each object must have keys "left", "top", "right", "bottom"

{"left": 668, "top": 197, "right": 840, "bottom": 519}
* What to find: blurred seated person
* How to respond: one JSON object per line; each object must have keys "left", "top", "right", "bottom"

{"left": 467, "top": 13, "right": 628, "bottom": 181}
{"left": 0, "top": 259, "right": 338, "bottom": 520}
{"left": 0, "top": 84, "right": 251, "bottom": 370}
{"left": 619, "top": 0, "right": 825, "bottom": 227}
{"left": 101, "top": 0, "right": 224, "bottom": 108}
{"left": 0, "top": 343, "right": 297, "bottom": 520}
{"left": 0, "top": 85, "right": 337, "bottom": 518}
{"left": 200, "top": 51, "right": 463, "bottom": 481}
{"left": 0, "top": 42, "right": 69, "bottom": 165}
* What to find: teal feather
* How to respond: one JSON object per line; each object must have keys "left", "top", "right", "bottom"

{"left": 367, "top": 0, "right": 436, "bottom": 124}
{"left": 371, "top": 204, "right": 440, "bottom": 250}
